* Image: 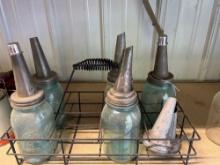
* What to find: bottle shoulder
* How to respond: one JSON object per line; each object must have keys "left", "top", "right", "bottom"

{"left": 142, "top": 81, "right": 176, "bottom": 95}
{"left": 101, "top": 104, "right": 141, "bottom": 123}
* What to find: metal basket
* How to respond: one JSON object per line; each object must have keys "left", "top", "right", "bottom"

{"left": 0, "top": 68, "right": 200, "bottom": 165}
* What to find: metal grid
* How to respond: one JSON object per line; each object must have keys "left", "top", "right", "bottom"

{"left": 0, "top": 69, "right": 201, "bottom": 165}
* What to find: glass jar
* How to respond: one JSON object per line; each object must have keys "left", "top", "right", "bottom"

{"left": 206, "top": 92, "right": 220, "bottom": 145}
{"left": 10, "top": 100, "right": 57, "bottom": 164}
{"left": 38, "top": 81, "right": 65, "bottom": 126}
{"left": 141, "top": 81, "right": 176, "bottom": 128}
{"left": 0, "top": 89, "right": 11, "bottom": 136}
{"left": 101, "top": 103, "right": 141, "bottom": 163}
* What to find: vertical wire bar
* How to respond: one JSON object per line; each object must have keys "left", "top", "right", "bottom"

{"left": 6, "top": 133, "right": 22, "bottom": 165}
{"left": 135, "top": 138, "right": 140, "bottom": 165}
{"left": 178, "top": 151, "right": 186, "bottom": 165}
{"left": 180, "top": 115, "right": 185, "bottom": 138}
{"left": 67, "top": 92, "right": 81, "bottom": 162}
{"left": 98, "top": 91, "right": 105, "bottom": 157}
{"left": 98, "top": 120, "right": 103, "bottom": 156}
{"left": 55, "top": 69, "right": 75, "bottom": 120}
{"left": 102, "top": 91, "right": 105, "bottom": 108}
{"left": 185, "top": 131, "right": 195, "bottom": 165}
{"left": 61, "top": 140, "right": 67, "bottom": 165}
{"left": 178, "top": 102, "right": 185, "bottom": 138}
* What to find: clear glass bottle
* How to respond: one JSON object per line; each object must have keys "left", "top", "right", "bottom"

{"left": 101, "top": 46, "right": 141, "bottom": 163}
{"left": 37, "top": 80, "right": 64, "bottom": 126}
{"left": 8, "top": 42, "right": 57, "bottom": 164}
{"left": 30, "top": 37, "right": 65, "bottom": 126}
{"left": 101, "top": 103, "right": 141, "bottom": 162}
{"left": 206, "top": 92, "right": 220, "bottom": 145}
{"left": 10, "top": 100, "right": 57, "bottom": 164}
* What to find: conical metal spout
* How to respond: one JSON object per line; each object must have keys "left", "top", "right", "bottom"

{"left": 8, "top": 42, "right": 44, "bottom": 108}
{"left": 114, "top": 32, "right": 126, "bottom": 64}
{"left": 143, "top": 97, "right": 180, "bottom": 154}
{"left": 30, "top": 37, "right": 57, "bottom": 84}
{"left": 107, "top": 32, "right": 126, "bottom": 83}
{"left": 151, "top": 97, "right": 176, "bottom": 138}
{"left": 8, "top": 43, "right": 36, "bottom": 97}
{"left": 114, "top": 46, "right": 133, "bottom": 93}
{"left": 148, "top": 35, "right": 173, "bottom": 85}
{"left": 106, "top": 46, "right": 137, "bottom": 107}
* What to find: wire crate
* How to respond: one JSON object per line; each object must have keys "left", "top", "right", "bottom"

{"left": 0, "top": 69, "right": 200, "bottom": 165}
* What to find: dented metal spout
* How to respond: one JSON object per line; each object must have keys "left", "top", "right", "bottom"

{"left": 143, "top": 97, "right": 180, "bottom": 154}
{"left": 106, "top": 46, "right": 137, "bottom": 107}
{"left": 114, "top": 32, "right": 126, "bottom": 64}
{"left": 107, "top": 32, "right": 126, "bottom": 83}
{"left": 114, "top": 46, "right": 133, "bottom": 93}
{"left": 30, "top": 37, "right": 57, "bottom": 85}
{"left": 8, "top": 42, "right": 44, "bottom": 108}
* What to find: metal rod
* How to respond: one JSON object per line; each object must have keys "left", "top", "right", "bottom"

{"left": 67, "top": 92, "right": 81, "bottom": 162}
{"left": 143, "top": 0, "right": 164, "bottom": 35}
{"left": 61, "top": 140, "right": 68, "bottom": 165}
{"left": 6, "top": 133, "right": 22, "bottom": 165}
{"left": 55, "top": 69, "right": 75, "bottom": 120}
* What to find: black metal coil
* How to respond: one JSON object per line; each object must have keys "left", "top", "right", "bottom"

{"left": 73, "top": 58, "right": 118, "bottom": 71}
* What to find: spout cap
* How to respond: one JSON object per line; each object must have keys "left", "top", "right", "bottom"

{"left": 106, "top": 46, "right": 137, "bottom": 107}
{"left": 107, "top": 32, "right": 126, "bottom": 82}
{"left": 143, "top": 97, "right": 180, "bottom": 154}
{"left": 151, "top": 97, "right": 177, "bottom": 138}
{"left": 8, "top": 42, "right": 44, "bottom": 108}
{"left": 30, "top": 37, "right": 57, "bottom": 85}
{"left": 148, "top": 35, "right": 173, "bottom": 85}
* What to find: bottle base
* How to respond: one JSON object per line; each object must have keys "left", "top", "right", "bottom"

{"left": 108, "top": 155, "right": 137, "bottom": 163}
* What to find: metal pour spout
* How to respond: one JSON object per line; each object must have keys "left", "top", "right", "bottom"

{"left": 148, "top": 35, "right": 173, "bottom": 85}
{"left": 8, "top": 42, "right": 44, "bottom": 108}
{"left": 114, "top": 46, "right": 133, "bottom": 93}
{"left": 8, "top": 43, "right": 36, "bottom": 97}
{"left": 106, "top": 46, "right": 137, "bottom": 107}
{"left": 114, "top": 32, "right": 126, "bottom": 64}
{"left": 30, "top": 37, "right": 57, "bottom": 84}
{"left": 107, "top": 32, "right": 126, "bottom": 83}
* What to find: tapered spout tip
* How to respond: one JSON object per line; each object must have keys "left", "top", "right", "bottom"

{"left": 30, "top": 37, "right": 57, "bottom": 85}
{"left": 107, "top": 32, "right": 126, "bottom": 83}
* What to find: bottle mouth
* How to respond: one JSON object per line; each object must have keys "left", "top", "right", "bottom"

{"left": 158, "top": 35, "right": 168, "bottom": 46}
{"left": 33, "top": 71, "right": 58, "bottom": 85}
{"left": 105, "top": 87, "right": 138, "bottom": 107}
{"left": 10, "top": 90, "right": 45, "bottom": 109}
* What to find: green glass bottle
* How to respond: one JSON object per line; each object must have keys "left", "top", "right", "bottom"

{"left": 30, "top": 37, "right": 65, "bottom": 126}
{"left": 141, "top": 35, "right": 176, "bottom": 130}
{"left": 101, "top": 46, "right": 141, "bottom": 163}
{"left": 8, "top": 43, "right": 57, "bottom": 164}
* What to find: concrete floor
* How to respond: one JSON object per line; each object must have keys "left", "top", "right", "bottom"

{"left": 1, "top": 82, "right": 220, "bottom": 165}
